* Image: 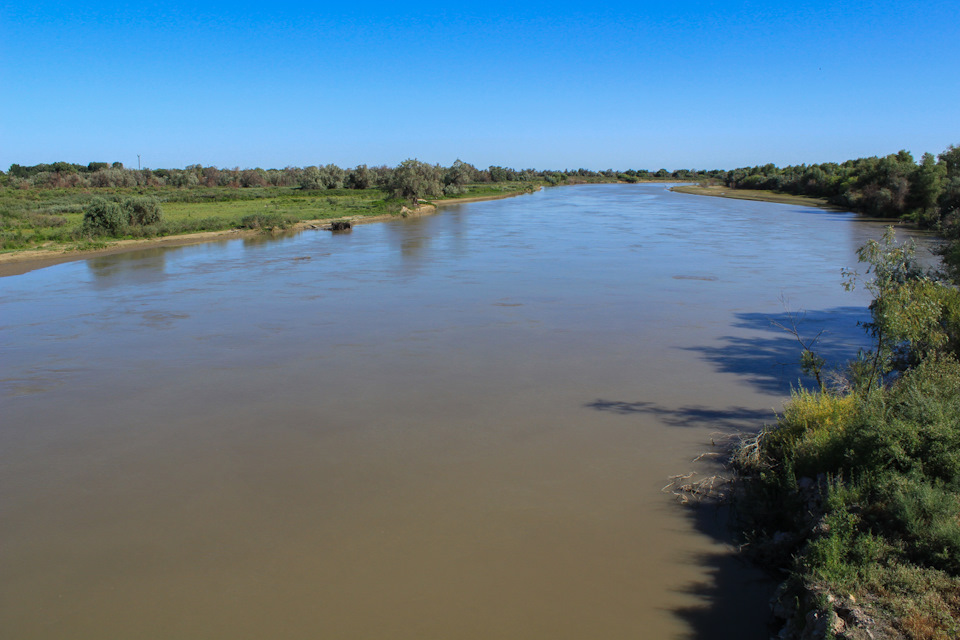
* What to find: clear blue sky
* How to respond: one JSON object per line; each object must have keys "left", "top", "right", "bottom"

{"left": 2, "top": 1, "right": 958, "bottom": 171}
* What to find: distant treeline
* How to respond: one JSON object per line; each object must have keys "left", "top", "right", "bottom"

{"left": 723, "top": 145, "right": 960, "bottom": 227}
{"left": 5, "top": 145, "right": 960, "bottom": 227}
{"left": 0, "top": 159, "right": 713, "bottom": 194}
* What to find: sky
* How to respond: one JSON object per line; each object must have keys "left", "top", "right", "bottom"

{"left": 2, "top": 1, "right": 958, "bottom": 171}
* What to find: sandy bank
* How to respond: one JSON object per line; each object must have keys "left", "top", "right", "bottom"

{"left": 670, "top": 184, "right": 845, "bottom": 210}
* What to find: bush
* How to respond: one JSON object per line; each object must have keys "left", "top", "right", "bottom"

{"left": 82, "top": 196, "right": 164, "bottom": 236}
{"left": 82, "top": 198, "right": 126, "bottom": 235}
{"left": 761, "top": 388, "right": 855, "bottom": 478}
{"left": 122, "top": 196, "right": 163, "bottom": 226}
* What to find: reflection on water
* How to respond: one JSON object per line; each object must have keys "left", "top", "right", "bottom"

{"left": 0, "top": 185, "right": 927, "bottom": 638}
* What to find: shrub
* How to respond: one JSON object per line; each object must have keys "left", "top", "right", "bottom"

{"left": 122, "top": 196, "right": 163, "bottom": 226}
{"left": 761, "top": 389, "right": 855, "bottom": 478}
{"left": 83, "top": 198, "right": 126, "bottom": 235}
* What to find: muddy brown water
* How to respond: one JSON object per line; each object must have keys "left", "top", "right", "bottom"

{"left": 0, "top": 185, "right": 928, "bottom": 638}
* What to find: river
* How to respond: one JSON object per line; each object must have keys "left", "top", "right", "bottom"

{"left": 0, "top": 184, "right": 915, "bottom": 638}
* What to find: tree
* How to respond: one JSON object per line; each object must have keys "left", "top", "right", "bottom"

{"left": 122, "top": 196, "right": 163, "bottom": 225}
{"left": 939, "top": 145, "right": 960, "bottom": 177}
{"left": 843, "top": 227, "right": 945, "bottom": 389}
{"left": 318, "top": 164, "right": 345, "bottom": 189}
{"left": 443, "top": 159, "right": 476, "bottom": 187}
{"left": 488, "top": 165, "right": 516, "bottom": 182}
{"left": 389, "top": 159, "right": 442, "bottom": 202}
{"left": 346, "top": 164, "right": 370, "bottom": 189}
{"left": 907, "top": 152, "right": 945, "bottom": 224}
{"left": 299, "top": 166, "right": 322, "bottom": 190}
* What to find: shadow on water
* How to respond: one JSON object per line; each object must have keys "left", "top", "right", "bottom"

{"left": 585, "top": 400, "right": 774, "bottom": 432}
{"left": 585, "top": 398, "right": 780, "bottom": 637}
{"left": 668, "top": 502, "right": 780, "bottom": 640}
{"left": 684, "top": 306, "right": 871, "bottom": 395}
{"left": 586, "top": 307, "right": 874, "bottom": 637}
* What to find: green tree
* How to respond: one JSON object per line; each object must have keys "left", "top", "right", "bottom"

{"left": 443, "top": 159, "right": 476, "bottom": 187}
{"left": 908, "top": 152, "right": 945, "bottom": 224}
{"left": 346, "top": 165, "right": 371, "bottom": 189}
{"left": 318, "top": 164, "right": 345, "bottom": 189}
{"left": 843, "top": 227, "right": 943, "bottom": 389}
{"left": 488, "top": 165, "right": 517, "bottom": 182}
{"left": 299, "top": 166, "right": 322, "bottom": 190}
{"left": 389, "top": 159, "right": 442, "bottom": 202}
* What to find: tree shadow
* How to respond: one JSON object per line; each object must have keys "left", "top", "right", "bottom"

{"left": 584, "top": 306, "right": 874, "bottom": 637}
{"left": 668, "top": 501, "right": 780, "bottom": 639}
{"left": 684, "top": 306, "right": 871, "bottom": 395}
{"left": 584, "top": 400, "right": 774, "bottom": 432}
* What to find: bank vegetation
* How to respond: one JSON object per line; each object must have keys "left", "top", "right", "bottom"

{"left": 0, "top": 159, "right": 702, "bottom": 255}
{"left": 730, "top": 228, "right": 960, "bottom": 639}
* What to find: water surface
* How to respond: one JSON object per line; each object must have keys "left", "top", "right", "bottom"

{"left": 1, "top": 185, "right": 910, "bottom": 638}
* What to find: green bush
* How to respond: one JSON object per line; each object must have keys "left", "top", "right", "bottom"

{"left": 82, "top": 198, "right": 126, "bottom": 235}
{"left": 81, "top": 196, "right": 164, "bottom": 236}
{"left": 122, "top": 196, "right": 163, "bottom": 225}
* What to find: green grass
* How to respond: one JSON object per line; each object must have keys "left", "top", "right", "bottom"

{"left": 160, "top": 191, "right": 393, "bottom": 222}
{"left": 429, "top": 181, "right": 541, "bottom": 201}
{"left": 0, "top": 185, "right": 402, "bottom": 252}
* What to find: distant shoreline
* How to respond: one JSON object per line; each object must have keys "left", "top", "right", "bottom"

{"left": 0, "top": 189, "right": 536, "bottom": 278}
{"left": 669, "top": 184, "right": 846, "bottom": 210}
{"left": 2, "top": 183, "right": 838, "bottom": 278}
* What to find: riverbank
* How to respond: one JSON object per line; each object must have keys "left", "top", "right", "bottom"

{"left": 0, "top": 189, "right": 535, "bottom": 278}
{"left": 670, "top": 184, "right": 845, "bottom": 210}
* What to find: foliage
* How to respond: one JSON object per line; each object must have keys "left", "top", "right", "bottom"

{"left": 82, "top": 198, "right": 127, "bottom": 235}
{"left": 80, "top": 196, "right": 164, "bottom": 236}
{"left": 733, "top": 229, "right": 960, "bottom": 637}
{"left": 388, "top": 159, "right": 443, "bottom": 202}
{"left": 718, "top": 143, "right": 960, "bottom": 229}
{"left": 443, "top": 159, "right": 477, "bottom": 187}
{"left": 122, "top": 196, "right": 163, "bottom": 226}
{"left": 346, "top": 164, "right": 370, "bottom": 190}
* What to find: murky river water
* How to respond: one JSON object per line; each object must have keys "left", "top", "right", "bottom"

{"left": 1, "top": 185, "right": 922, "bottom": 638}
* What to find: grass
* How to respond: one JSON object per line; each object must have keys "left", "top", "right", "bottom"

{"left": 0, "top": 180, "right": 563, "bottom": 256}
{"left": 2, "top": 179, "right": 710, "bottom": 255}
{"left": 160, "top": 191, "right": 393, "bottom": 222}
{"left": 0, "top": 186, "right": 402, "bottom": 253}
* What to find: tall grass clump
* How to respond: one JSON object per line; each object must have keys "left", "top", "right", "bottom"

{"left": 239, "top": 212, "right": 297, "bottom": 230}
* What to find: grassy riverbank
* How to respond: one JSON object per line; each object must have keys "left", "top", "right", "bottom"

{"left": 727, "top": 230, "right": 960, "bottom": 639}
{"left": 0, "top": 182, "right": 539, "bottom": 272}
